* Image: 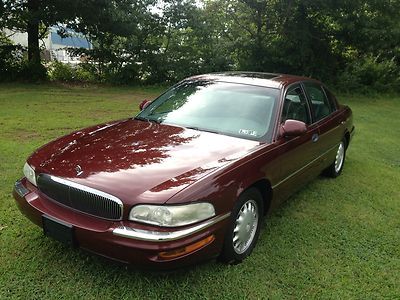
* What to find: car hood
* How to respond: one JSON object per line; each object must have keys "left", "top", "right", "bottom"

{"left": 30, "top": 119, "right": 259, "bottom": 206}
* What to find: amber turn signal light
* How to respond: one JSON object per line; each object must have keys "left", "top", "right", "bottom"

{"left": 158, "top": 235, "right": 215, "bottom": 260}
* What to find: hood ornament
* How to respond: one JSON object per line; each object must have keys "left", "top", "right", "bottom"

{"left": 75, "top": 165, "right": 83, "bottom": 176}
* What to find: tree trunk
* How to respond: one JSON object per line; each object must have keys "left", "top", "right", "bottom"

{"left": 27, "top": 0, "right": 41, "bottom": 65}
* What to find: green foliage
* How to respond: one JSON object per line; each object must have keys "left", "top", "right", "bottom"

{"left": 48, "top": 61, "right": 96, "bottom": 83}
{"left": 0, "top": 33, "right": 47, "bottom": 82}
{"left": 74, "top": 64, "right": 96, "bottom": 83}
{"left": 0, "top": 0, "right": 137, "bottom": 75}
{"left": 108, "top": 63, "right": 141, "bottom": 85}
{"left": 1, "top": 0, "right": 399, "bottom": 90}
{"left": 0, "top": 33, "right": 24, "bottom": 81}
{"left": 48, "top": 61, "right": 74, "bottom": 81}
{"left": 339, "top": 55, "right": 400, "bottom": 93}
{"left": 20, "top": 60, "right": 48, "bottom": 81}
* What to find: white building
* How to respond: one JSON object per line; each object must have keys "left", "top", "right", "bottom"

{"left": 4, "top": 26, "right": 92, "bottom": 64}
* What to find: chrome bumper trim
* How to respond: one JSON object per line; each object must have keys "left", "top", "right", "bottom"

{"left": 15, "top": 180, "right": 30, "bottom": 197}
{"left": 112, "top": 212, "right": 231, "bottom": 242}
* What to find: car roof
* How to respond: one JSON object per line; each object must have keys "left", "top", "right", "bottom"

{"left": 186, "top": 71, "right": 319, "bottom": 89}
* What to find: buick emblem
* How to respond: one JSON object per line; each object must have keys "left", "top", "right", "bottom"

{"left": 75, "top": 165, "right": 83, "bottom": 176}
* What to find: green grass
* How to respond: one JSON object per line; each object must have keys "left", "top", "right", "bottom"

{"left": 0, "top": 84, "right": 399, "bottom": 299}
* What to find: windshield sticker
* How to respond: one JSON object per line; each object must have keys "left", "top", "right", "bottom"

{"left": 239, "top": 129, "right": 257, "bottom": 136}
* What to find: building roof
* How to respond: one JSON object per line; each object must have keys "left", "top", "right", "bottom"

{"left": 50, "top": 28, "right": 91, "bottom": 49}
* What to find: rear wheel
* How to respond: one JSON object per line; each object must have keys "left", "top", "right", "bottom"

{"left": 324, "top": 138, "right": 346, "bottom": 178}
{"left": 220, "top": 188, "right": 263, "bottom": 264}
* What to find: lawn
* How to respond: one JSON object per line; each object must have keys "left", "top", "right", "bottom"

{"left": 0, "top": 83, "right": 399, "bottom": 299}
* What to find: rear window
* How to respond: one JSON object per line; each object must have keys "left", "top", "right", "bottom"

{"left": 303, "top": 82, "right": 333, "bottom": 122}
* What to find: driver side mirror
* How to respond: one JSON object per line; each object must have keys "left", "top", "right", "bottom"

{"left": 139, "top": 99, "right": 151, "bottom": 110}
{"left": 280, "top": 119, "right": 307, "bottom": 138}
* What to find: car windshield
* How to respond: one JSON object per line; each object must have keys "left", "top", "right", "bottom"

{"left": 136, "top": 80, "right": 279, "bottom": 141}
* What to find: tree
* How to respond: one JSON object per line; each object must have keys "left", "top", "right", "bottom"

{"left": 69, "top": 0, "right": 160, "bottom": 83}
{"left": 1, "top": 0, "right": 129, "bottom": 71}
{"left": 1, "top": 0, "right": 399, "bottom": 88}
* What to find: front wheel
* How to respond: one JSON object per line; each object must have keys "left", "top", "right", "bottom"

{"left": 324, "top": 138, "right": 346, "bottom": 178}
{"left": 219, "top": 188, "right": 263, "bottom": 264}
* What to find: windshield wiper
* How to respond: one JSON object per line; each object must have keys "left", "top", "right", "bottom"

{"left": 134, "top": 116, "right": 161, "bottom": 124}
{"left": 185, "top": 126, "right": 220, "bottom": 134}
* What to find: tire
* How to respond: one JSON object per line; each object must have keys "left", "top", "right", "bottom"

{"left": 219, "top": 188, "right": 263, "bottom": 264}
{"left": 324, "top": 138, "right": 346, "bottom": 178}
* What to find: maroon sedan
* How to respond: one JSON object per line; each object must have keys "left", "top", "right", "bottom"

{"left": 13, "top": 72, "right": 354, "bottom": 269}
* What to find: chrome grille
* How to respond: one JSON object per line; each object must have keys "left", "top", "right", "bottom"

{"left": 37, "top": 174, "right": 123, "bottom": 220}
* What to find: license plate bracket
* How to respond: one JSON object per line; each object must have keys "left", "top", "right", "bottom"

{"left": 42, "top": 215, "right": 76, "bottom": 247}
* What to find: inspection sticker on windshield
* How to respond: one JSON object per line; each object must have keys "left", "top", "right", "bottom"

{"left": 239, "top": 129, "right": 257, "bottom": 136}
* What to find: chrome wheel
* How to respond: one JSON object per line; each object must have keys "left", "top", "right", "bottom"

{"left": 233, "top": 199, "right": 259, "bottom": 255}
{"left": 334, "top": 142, "right": 345, "bottom": 173}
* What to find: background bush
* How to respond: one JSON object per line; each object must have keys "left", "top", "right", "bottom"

{"left": 48, "top": 61, "right": 96, "bottom": 83}
{"left": 339, "top": 56, "right": 400, "bottom": 93}
{"left": 0, "top": 35, "right": 25, "bottom": 81}
{"left": 1, "top": 0, "right": 399, "bottom": 92}
{"left": 48, "top": 61, "right": 75, "bottom": 82}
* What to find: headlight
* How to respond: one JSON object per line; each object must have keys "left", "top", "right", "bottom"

{"left": 129, "top": 203, "right": 215, "bottom": 227}
{"left": 23, "top": 162, "right": 37, "bottom": 186}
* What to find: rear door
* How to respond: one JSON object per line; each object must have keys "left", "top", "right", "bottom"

{"left": 302, "top": 82, "right": 344, "bottom": 169}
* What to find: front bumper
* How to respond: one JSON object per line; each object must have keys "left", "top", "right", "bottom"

{"left": 13, "top": 178, "right": 230, "bottom": 269}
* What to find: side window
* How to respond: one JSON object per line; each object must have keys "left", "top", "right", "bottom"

{"left": 303, "top": 82, "right": 333, "bottom": 122}
{"left": 323, "top": 86, "right": 338, "bottom": 111}
{"left": 281, "top": 85, "right": 310, "bottom": 124}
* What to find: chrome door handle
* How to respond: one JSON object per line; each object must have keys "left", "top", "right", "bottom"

{"left": 312, "top": 133, "right": 319, "bottom": 142}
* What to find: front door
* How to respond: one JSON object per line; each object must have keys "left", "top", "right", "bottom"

{"left": 269, "top": 84, "right": 322, "bottom": 207}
